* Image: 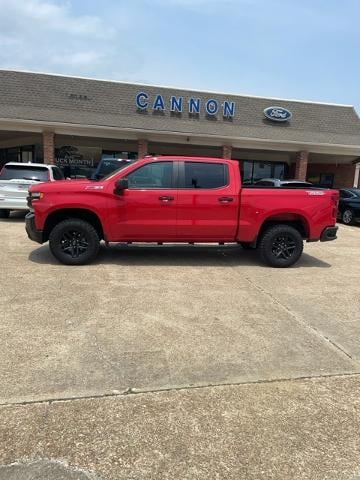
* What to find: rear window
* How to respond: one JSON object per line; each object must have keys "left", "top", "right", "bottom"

{"left": 0, "top": 165, "right": 49, "bottom": 182}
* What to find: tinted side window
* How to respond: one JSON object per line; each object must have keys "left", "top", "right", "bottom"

{"left": 52, "top": 167, "right": 64, "bottom": 180}
{"left": 127, "top": 162, "right": 173, "bottom": 189}
{"left": 340, "top": 190, "right": 352, "bottom": 198}
{"left": 184, "top": 162, "right": 228, "bottom": 189}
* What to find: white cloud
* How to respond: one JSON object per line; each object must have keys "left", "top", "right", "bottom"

{"left": 0, "top": 0, "right": 113, "bottom": 38}
{"left": 0, "top": 0, "right": 124, "bottom": 76}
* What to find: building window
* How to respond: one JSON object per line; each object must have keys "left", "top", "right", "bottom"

{"left": 0, "top": 145, "right": 35, "bottom": 167}
{"left": 307, "top": 173, "right": 335, "bottom": 188}
{"left": 102, "top": 150, "right": 138, "bottom": 160}
{"left": 241, "top": 160, "right": 288, "bottom": 184}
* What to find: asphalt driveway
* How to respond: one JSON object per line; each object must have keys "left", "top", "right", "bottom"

{"left": 0, "top": 215, "right": 359, "bottom": 479}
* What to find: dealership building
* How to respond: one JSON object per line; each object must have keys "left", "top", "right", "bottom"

{"left": 0, "top": 69, "right": 359, "bottom": 188}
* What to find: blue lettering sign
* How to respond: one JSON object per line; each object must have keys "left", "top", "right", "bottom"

{"left": 153, "top": 95, "right": 165, "bottom": 111}
{"left": 222, "top": 101, "right": 235, "bottom": 117}
{"left": 188, "top": 98, "right": 200, "bottom": 114}
{"left": 136, "top": 92, "right": 236, "bottom": 118}
{"left": 136, "top": 92, "right": 148, "bottom": 110}
{"left": 206, "top": 99, "right": 219, "bottom": 115}
{"left": 170, "top": 96, "right": 183, "bottom": 112}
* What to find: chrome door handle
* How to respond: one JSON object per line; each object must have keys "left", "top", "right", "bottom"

{"left": 159, "top": 196, "right": 174, "bottom": 202}
{"left": 218, "top": 196, "right": 234, "bottom": 203}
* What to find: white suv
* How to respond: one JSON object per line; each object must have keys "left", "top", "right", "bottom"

{"left": 0, "top": 162, "right": 64, "bottom": 218}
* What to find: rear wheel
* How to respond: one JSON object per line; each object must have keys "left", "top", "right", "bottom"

{"left": 0, "top": 209, "right": 10, "bottom": 219}
{"left": 258, "top": 224, "right": 303, "bottom": 268}
{"left": 342, "top": 209, "right": 354, "bottom": 225}
{"left": 49, "top": 218, "right": 100, "bottom": 265}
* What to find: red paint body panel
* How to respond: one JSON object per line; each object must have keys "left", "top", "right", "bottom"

{"left": 29, "top": 156, "right": 338, "bottom": 244}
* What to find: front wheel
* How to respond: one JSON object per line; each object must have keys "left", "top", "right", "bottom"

{"left": 342, "top": 209, "right": 354, "bottom": 225}
{"left": 258, "top": 224, "right": 304, "bottom": 268}
{"left": 0, "top": 209, "right": 10, "bottom": 219}
{"left": 49, "top": 218, "right": 100, "bottom": 265}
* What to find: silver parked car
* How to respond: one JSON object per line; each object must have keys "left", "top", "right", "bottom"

{"left": 254, "top": 178, "right": 314, "bottom": 188}
{"left": 0, "top": 162, "right": 64, "bottom": 218}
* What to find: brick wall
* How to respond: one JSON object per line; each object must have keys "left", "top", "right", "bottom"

{"left": 43, "top": 131, "right": 55, "bottom": 164}
{"left": 306, "top": 163, "right": 356, "bottom": 188}
{"left": 222, "top": 145, "right": 232, "bottom": 159}
{"left": 138, "top": 139, "right": 148, "bottom": 159}
{"left": 294, "top": 151, "right": 309, "bottom": 180}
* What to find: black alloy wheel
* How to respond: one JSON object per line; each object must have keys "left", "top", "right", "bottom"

{"left": 258, "top": 224, "right": 304, "bottom": 268}
{"left": 342, "top": 209, "right": 354, "bottom": 225}
{"left": 49, "top": 218, "right": 100, "bottom": 265}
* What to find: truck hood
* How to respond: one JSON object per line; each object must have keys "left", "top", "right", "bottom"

{"left": 29, "top": 179, "right": 104, "bottom": 193}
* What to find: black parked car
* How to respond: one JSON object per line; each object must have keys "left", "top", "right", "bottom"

{"left": 338, "top": 188, "right": 360, "bottom": 224}
{"left": 91, "top": 158, "right": 137, "bottom": 180}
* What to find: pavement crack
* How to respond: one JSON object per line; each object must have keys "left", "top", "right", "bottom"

{"left": 1, "top": 371, "right": 360, "bottom": 409}
{"left": 242, "top": 275, "right": 356, "bottom": 363}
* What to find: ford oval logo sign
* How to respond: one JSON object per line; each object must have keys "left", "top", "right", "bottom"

{"left": 264, "top": 106, "right": 292, "bottom": 122}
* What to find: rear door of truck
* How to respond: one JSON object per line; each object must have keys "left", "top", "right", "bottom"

{"left": 176, "top": 159, "right": 240, "bottom": 241}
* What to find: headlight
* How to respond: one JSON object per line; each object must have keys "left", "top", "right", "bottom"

{"left": 27, "top": 192, "right": 44, "bottom": 210}
{"left": 30, "top": 192, "right": 44, "bottom": 200}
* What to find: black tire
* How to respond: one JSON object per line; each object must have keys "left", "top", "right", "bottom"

{"left": 342, "top": 209, "right": 354, "bottom": 225}
{"left": 0, "top": 209, "right": 10, "bottom": 219}
{"left": 240, "top": 242, "right": 255, "bottom": 250}
{"left": 49, "top": 218, "right": 100, "bottom": 265}
{"left": 258, "top": 224, "right": 304, "bottom": 268}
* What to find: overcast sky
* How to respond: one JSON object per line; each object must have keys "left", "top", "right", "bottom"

{"left": 0, "top": 0, "right": 359, "bottom": 111}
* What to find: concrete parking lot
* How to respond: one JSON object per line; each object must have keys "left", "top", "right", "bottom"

{"left": 0, "top": 215, "right": 359, "bottom": 479}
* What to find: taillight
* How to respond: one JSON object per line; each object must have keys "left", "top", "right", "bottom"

{"left": 331, "top": 191, "right": 339, "bottom": 218}
{"left": 331, "top": 192, "right": 339, "bottom": 205}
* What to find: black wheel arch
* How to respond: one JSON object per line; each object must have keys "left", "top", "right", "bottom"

{"left": 44, "top": 208, "right": 104, "bottom": 242}
{"left": 256, "top": 214, "right": 309, "bottom": 246}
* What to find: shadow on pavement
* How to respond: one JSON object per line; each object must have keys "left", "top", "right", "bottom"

{"left": 28, "top": 243, "right": 332, "bottom": 268}
{"left": 0, "top": 211, "right": 26, "bottom": 223}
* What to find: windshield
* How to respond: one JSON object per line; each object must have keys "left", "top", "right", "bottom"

{"left": 0, "top": 165, "right": 49, "bottom": 182}
{"left": 351, "top": 189, "right": 360, "bottom": 197}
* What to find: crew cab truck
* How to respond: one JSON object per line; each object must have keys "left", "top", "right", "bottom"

{"left": 25, "top": 156, "right": 338, "bottom": 267}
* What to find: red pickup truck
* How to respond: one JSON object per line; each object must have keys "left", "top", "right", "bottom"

{"left": 26, "top": 156, "right": 338, "bottom": 267}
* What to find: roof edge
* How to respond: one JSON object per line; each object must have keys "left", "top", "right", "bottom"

{"left": 0, "top": 68, "right": 355, "bottom": 109}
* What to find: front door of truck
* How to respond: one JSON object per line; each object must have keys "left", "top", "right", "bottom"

{"left": 112, "top": 160, "right": 178, "bottom": 241}
{"left": 176, "top": 160, "right": 239, "bottom": 241}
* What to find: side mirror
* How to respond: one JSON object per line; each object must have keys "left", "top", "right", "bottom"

{"left": 114, "top": 178, "right": 129, "bottom": 194}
